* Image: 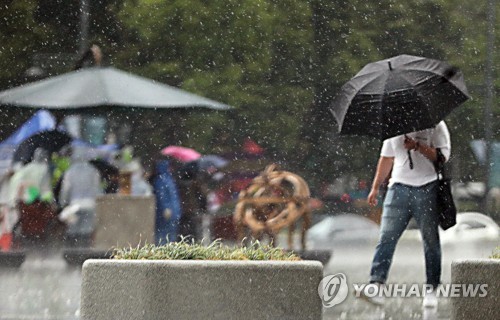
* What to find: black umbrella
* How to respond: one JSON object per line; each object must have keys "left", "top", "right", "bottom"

{"left": 330, "top": 54, "right": 470, "bottom": 140}
{"left": 89, "top": 159, "right": 119, "bottom": 179}
{"left": 89, "top": 159, "right": 120, "bottom": 193}
{"left": 13, "top": 130, "right": 72, "bottom": 164}
{"left": 89, "top": 159, "right": 119, "bottom": 193}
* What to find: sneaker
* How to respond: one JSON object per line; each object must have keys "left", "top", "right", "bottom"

{"left": 358, "top": 283, "right": 385, "bottom": 306}
{"left": 423, "top": 290, "right": 438, "bottom": 308}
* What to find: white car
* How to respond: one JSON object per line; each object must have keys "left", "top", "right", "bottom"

{"left": 440, "top": 212, "right": 500, "bottom": 243}
{"left": 402, "top": 212, "right": 500, "bottom": 244}
{"left": 306, "top": 214, "right": 380, "bottom": 250}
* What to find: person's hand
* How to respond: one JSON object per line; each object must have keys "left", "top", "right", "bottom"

{"left": 404, "top": 135, "right": 418, "bottom": 150}
{"left": 367, "top": 188, "right": 379, "bottom": 207}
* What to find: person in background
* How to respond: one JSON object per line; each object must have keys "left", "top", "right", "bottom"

{"left": 59, "top": 148, "right": 103, "bottom": 247}
{"left": 0, "top": 166, "right": 18, "bottom": 249}
{"left": 151, "top": 159, "right": 182, "bottom": 245}
{"left": 128, "top": 160, "right": 152, "bottom": 196}
{"left": 9, "top": 148, "right": 53, "bottom": 206}
{"left": 52, "top": 148, "right": 72, "bottom": 204}
{"left": 349, "top": 179, "right": 370, "bottom": 201}
{"left": 176, "top": 161, "right": 207, "bottom": 241}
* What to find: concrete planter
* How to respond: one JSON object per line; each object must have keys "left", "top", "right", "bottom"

{"left": 81, "top": 259, "right": 323, "bottom": 320}
{"left": 451, "top": 259, "right": 500, "bottom": 320}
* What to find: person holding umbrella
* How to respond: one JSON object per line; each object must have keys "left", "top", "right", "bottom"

{"left": 9, "top": 148, "right": 53, "bottom": 205}
{"left": 329, "top": 55, "right": 470, "bottom": 309}
{"left": 362, "top": 121, "right": 450, "bottom": 308}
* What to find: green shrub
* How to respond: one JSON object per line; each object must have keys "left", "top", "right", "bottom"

{"left": 112, "top": 238, "right": 300, "bottom": 261}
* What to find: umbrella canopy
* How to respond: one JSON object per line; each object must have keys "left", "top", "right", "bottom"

{"left": 178, "top": 155, "right": 229, "bottom": 180}
{"left": 0, "top": 110, "right": 56, "bottom": 146}
{"left": 161, "top": 146, "right": 201, "bottom": 162}
{"left": 13, "top": 130, "right": 72, "bottom": 164}
{"left": 330, "top": 54, "right": 470, "bottom": 140}
{"left": 197, "top": 155, "right": 229, "bottom": 170}
{"left": 0, "top": 67, "right": 231, "bottom": 110}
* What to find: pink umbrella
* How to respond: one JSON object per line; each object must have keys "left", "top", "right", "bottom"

{"left": 161, "top": 146, "right": 202, "bottom": 162}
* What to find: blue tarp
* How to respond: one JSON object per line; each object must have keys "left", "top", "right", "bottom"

{"left": 0, "top": 110, "right": 56, "bottom": 147}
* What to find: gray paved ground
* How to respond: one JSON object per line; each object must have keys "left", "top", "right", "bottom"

{"left": 0, "top": 237, "right": 497, "bottom": 319}
{"left": 321, "top": 238, "right": 498, "bottom": 320}
{"left": 0, "top": 249, "right": 81, "bottom": 319}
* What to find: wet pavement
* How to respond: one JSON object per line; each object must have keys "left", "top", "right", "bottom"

{"left": 322, "top": 238, "right": 498, "bottom": 320}
{"left": 0, "top": 249, "right": 81, "bottom": 320}
{"left": 0, "top": 237, "right": 498, "bottom": 319}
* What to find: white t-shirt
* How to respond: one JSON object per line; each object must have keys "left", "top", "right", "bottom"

{"left": 381, "top": 121, "right": 451, "bottom": 187}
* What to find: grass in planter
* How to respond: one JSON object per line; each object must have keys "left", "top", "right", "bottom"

{"left": 491, "top": 247, "right": 500, "bottom": 259}
{"left": 112, "top": 238, "right": 301, "bottom": 261}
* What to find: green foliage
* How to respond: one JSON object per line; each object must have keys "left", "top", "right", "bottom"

{"left": 33, "top": 0, "right": 125, "bottom": 52}
{"left": 491, "top": 247, "right": 500, "bottom": 259}
{"left": 117, "top": 0, "right": 316, "bottom": 161}
{"left": 0, "top": 1, "right": 50, "bottom": 84}
{"left": 0, "top": 0, "right": 498, "bottom": 188}
{"left": 112, "top": 238, "right": 301, "bottom": 261}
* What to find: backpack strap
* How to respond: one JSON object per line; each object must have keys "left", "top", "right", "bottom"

{"left": 433, "top": 148, "right": 446, "bottom": 179}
